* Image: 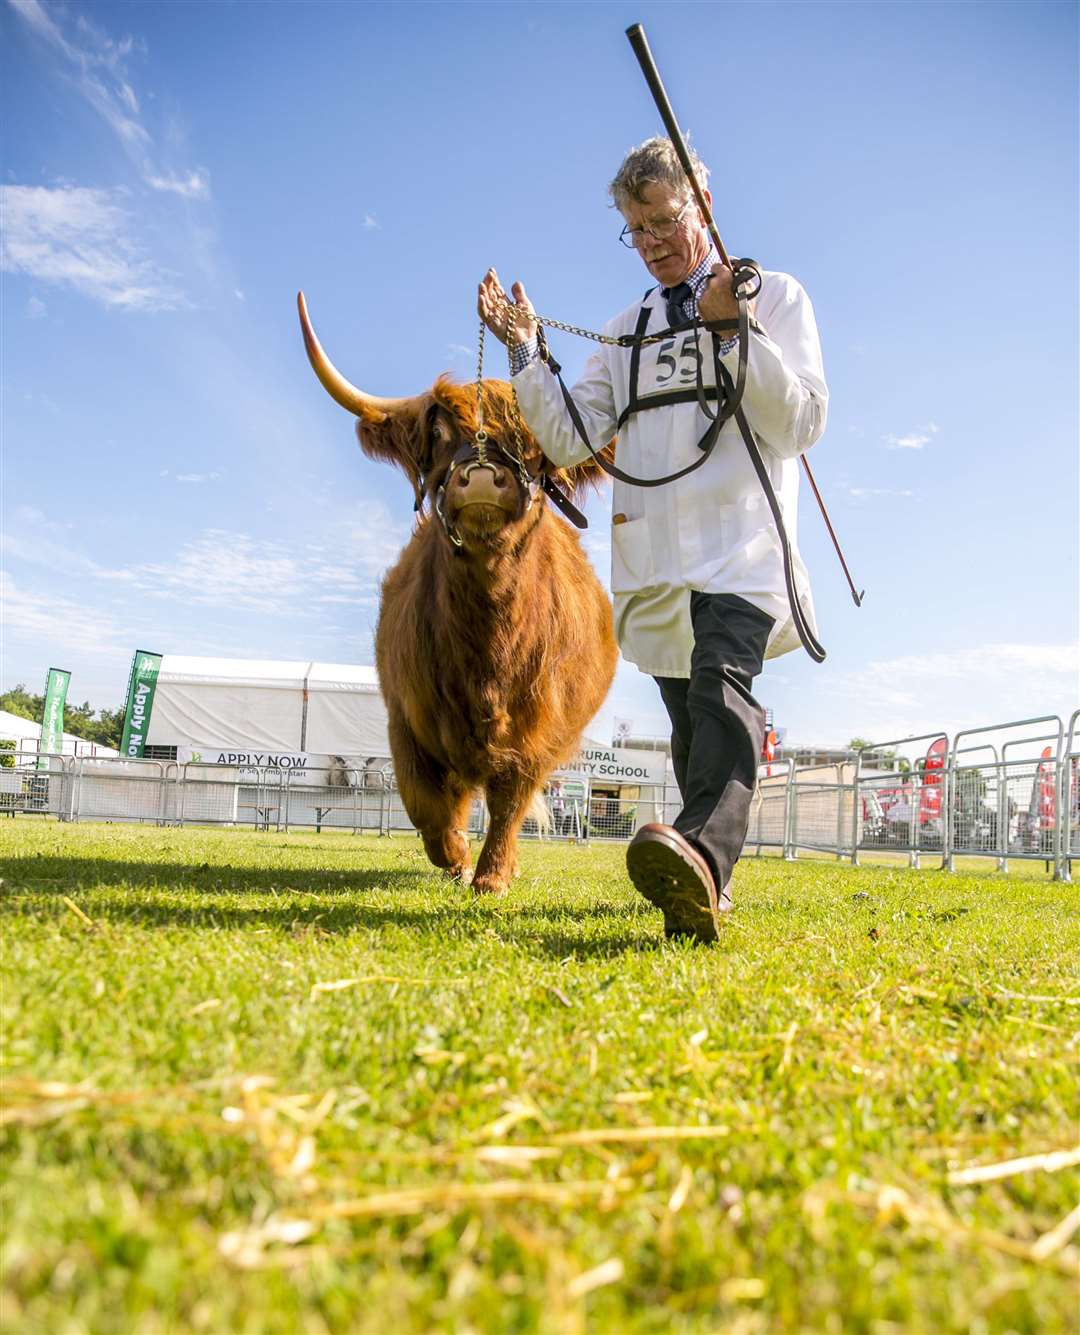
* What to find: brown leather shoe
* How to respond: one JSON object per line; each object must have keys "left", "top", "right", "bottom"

{"left": 626, "top": 823, "right": 731, "bottom": 942}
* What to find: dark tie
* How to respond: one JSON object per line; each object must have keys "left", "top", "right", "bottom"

{"left": 663, "top": 281, "right": 693, "bottom": 329}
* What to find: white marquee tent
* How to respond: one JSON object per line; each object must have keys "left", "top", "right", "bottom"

{"left": 144, "top": 657, "right": 391, "bottom": 759}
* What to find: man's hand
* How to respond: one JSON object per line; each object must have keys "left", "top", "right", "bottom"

{"left": 697, "top": 263, "right": 741, "bottom": 326}
{"left": 477, "top": 268, "right": 537, "bottom": 348}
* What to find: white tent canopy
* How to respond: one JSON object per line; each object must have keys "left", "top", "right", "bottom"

{"left": 145, "top": 657, "right": 390, "bottom": 758}
{"left": 0, "top": 708, "right": 119, "bottom": 757}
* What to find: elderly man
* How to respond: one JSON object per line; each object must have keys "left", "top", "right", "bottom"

{"left": 478, "top": 136, "right": 827, "bottom": 941}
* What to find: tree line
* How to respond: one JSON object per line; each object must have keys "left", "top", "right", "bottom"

{"left": 0, "top": 685, "right": 125, "bottom": 749}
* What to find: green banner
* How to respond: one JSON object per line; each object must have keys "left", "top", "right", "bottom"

{"left": 120, "top": 650, "right": 162, "bottom": 759}
{"left": 39, "top": 667, "right": 71, "bottom": 769}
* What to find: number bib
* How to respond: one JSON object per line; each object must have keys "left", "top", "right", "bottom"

{"left": 639, "top": 330, "right": 713, "bottom": 398}
{"left": 616, "top": 299, "right": 723, "bottom": 430}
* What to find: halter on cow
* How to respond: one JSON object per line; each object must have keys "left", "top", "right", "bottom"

{"left": 432, "top": 326, "right": 589, "bottom": 547}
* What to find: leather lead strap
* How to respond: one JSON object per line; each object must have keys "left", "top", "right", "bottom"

{"left": 540, "top": 475, "right": 588, "bottom": 527}
{"left": 727, "top": 386, "right": 826, "bottom": 664}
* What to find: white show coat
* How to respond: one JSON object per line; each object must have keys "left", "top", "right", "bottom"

{"left": 513, "top": 269, "right": 828, "bottom": 677}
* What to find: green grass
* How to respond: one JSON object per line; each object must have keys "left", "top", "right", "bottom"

{"left": 1, "top": 821, "right": 1077, "bottom": 1334}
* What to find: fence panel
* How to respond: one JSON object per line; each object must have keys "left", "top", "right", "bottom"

{"left": 1060, "top": 710, "right": 1079, "bottom": 882}
{"left": 238, "top": 770, "right": 287, "bottom": 831}
{"left": 748, "top": 761, "right": 793, "bottom": 856}
{"left": 73, "top": 758, "right": 167, "bottom": 824}
{"left": 535, "top": 787, "right": 589, "bottom": 841}
{"left": 851, "top": 732, "right": 947, "bottom": 868}
{"left": 585, "top": 789, "right": 643, "bottom": 841}
{"left": 947, "top": 717, "right": 1063, "bottom": 874}
{"left": 276, "top": 768, "right": 395, "bottom": 834}
{"left": 789, "top": 764, "right": 851, "bottom": 858}
{"left": 283, "top": 766, "right": 358, "bottom": 833}
{"left": 948, "top": 749, "right": 1000, "bottom": 861}
{"left": 176, "top": 763, "right": 245, "bottom": 826}
{"left": 0, "top": 753, "right": 72, "bottom": 819}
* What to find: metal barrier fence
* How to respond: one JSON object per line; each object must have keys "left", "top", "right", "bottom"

{"left": 3, "top": 714, "right": 1077, "bottom": 878}
{"left": 1063, "top": 709, "right": 1080, "bottom": 872}
{"left": 851, "top": 731, "right": 948, "bottom": 870}
{"left": 0, "top": 751, "right": 72, "bottom": 820}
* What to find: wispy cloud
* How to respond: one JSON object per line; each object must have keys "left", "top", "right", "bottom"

{"left": 2, "top": 517, "right": 136, "bottom": 583}
{"left": 847, "top": 486, "right": 914, "bottom": 499}
{"left": 1, "top": 571, "right": 135, "bottom": 657}
{"left": 25, "top": 295, "right": 47, "bottom": 319}
{"left": 0, "top": 184, "right": 186, "bottom": 310}
{"left": 145, "top": 170, "right": 211, "bottom": 200}
{"left": 884, "top": 422, "right": 940, "bottom": 451}
{"left": 8, "top": 0, "right": 207, "bottom": 199}
{"left": 821, "top": 642, "right": 1079, "bottom": 742}
{"left": 174, "top": 472, "right": 221, "bottom": 484}
{"left": 9, "top": 0, "right": 148, "bottom": 144}
{"left": 5, "top": 501, "right": 407, "bottom": 618}
{"left": 137, "top": 531, "right": 309, "bottom": 610}
{"left": 131, "top": 518, "right": 404, "bottom": 612}
{"left": 361, "top": 213, "right": 380, "bottom": 230}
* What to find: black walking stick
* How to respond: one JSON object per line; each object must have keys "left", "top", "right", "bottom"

{"left": 625, "top": 22, "right": 865, "bottom": 608}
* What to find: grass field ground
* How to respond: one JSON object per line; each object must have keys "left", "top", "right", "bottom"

{"left": 1, "top": 821, "right": 1077, "bottom": 1334}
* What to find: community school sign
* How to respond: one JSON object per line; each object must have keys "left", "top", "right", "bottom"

{"left": 559, "top": 743, "right": 667, "bottom": 786}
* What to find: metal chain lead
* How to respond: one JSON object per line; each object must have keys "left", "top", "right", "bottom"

{"left": 490, "top": 288, "right": 673, "bottom": 348}
{"left": 473, "top": 310, "right": 534, "bottom": 491}
{"left": 475, "top": 281, "right": 661, "bottom": 491}
{"left": 474, "top": 321, "right": 488, "bottom": 461}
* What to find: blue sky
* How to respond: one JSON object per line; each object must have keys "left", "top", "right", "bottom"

{"left": 3, "top": 0, "right": 1077, "bottom": 750}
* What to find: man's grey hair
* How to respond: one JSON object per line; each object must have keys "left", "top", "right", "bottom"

{"left": 608, "top": 136, "right": 710, "bottom": 212}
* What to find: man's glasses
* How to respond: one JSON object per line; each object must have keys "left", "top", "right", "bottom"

{"left": 618, "top": 199, "right": 693, "bottom": 249}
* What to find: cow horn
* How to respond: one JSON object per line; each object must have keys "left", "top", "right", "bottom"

{"left": 297, "top": 292, "right": 421, "bottom": 423}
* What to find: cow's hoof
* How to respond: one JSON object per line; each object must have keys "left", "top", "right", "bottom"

{"left": 424, "top": 828, "right": 470, "bottom": 875}
{"left": 471, "top": 873, "right": 508, "bottom": 897}
{"left": 443, "top": 865, "right": 473, "bottom": 885}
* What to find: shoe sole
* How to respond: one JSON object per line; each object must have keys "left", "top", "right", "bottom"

{"left": 626, "top": 837, "right": 721, "bottom": 942}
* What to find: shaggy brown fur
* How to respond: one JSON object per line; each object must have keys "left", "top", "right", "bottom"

{"left": 352, "top": 376, "right": 617, "bottom": 894}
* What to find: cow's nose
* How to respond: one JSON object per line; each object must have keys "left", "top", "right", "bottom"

{"left": 455, "top": 462, "right": 512, "bottom": 505}
{"left": 456, "top": 462, "right": 507, "bottom": 487}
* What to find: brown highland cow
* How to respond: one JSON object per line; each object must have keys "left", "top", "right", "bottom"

{"left": 298, "top": 295, "right": 617, "bottom": 895}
